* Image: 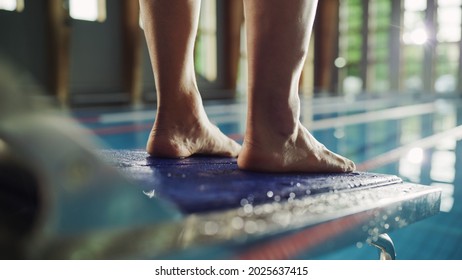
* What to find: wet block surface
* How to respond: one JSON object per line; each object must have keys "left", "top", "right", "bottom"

{"left": 100, "top": 149, "right": 403, "bottom": 214}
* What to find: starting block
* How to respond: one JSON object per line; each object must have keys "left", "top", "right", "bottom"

{"left": 29, "top": 149, "right": 439, "bottom": 260}
{"left": 87, "top": 150, "right": 441, "bottom": 260}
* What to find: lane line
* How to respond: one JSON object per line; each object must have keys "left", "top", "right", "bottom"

{"left": 309, "top": 103, "right": 436, "bottom": 130}
{"left": 356, "top": 125, "right": 462, "bottom": 171}
{"left": 87, "top": 102, "right": 438, "bottom": 135}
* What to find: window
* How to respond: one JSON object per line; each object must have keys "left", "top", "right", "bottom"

{"left": 402, "top": 0, "right": 428, "bottom": 45}
{"left": 69, "top": 0, "right": 106, "bottom": 22}
{"left": 338, "top": 0, "right": 364, "bottom": 95}
{"left": 0, "top": 0, "right": 23, "bottom": 12}
{"left": 195, "top": 0, "right": 217, "bottom": 82}
{"left": 368, "top": 0, "right": 392, "bottom": 92}
{"left": 434, "top": 0, "right": 461, "bottom": 93}
{"left": 402, "top": 0, "right": 427, "bottom": 92}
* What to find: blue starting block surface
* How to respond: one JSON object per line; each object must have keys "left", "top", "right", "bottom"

{"left": 100, "top": 149, "right": 403, "bottom": 214}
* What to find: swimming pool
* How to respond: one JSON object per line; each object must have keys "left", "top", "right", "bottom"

{"left": 75, "top": 93, "right": 462, "bottom": 260}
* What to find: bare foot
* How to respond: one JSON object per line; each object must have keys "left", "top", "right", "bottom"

{"left": 237, "top": 121, "right": 355, "bottom": 173}
{"left": 146, "top": 113, "right": 241, "bottom": 158}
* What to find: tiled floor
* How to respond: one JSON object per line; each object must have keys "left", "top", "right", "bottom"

{"left": 75, "top": 93, "right": 462, "bottom": 260}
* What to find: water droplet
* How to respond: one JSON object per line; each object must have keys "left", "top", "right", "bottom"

{"left": 267, "top": 191, "right": 274, "bottom": 198}
{"left": 243, "top": 204, "right": 253, "bottom": 214}
{"left": 296, "top": 182, "right": 301, "bottom": 187}
{"left": 384, "top": 223, "right": 390, "bottom": 229}
{"left": 204, "top": 221, "right": 219, "bottom": 235}
{"left": 271, "top": 211, "right": 291, "bottom": 227}
{"left": 256, "top": 219, "right": 267, "bottom": 232}
{"left": 240, "top": 198, "right": 249, "bottom": 206}
{"left": 274, "top": 195, "right": 281, "bottom": 202}
{"left": 244, "top": 220, "right": 258, "bottom": 234}
{"left": 142, "top": 189, "right": 155, "bottom": 199}
{"left": 356, "top": 242, "right": 363, "bottom": 249}
{"left": 253, "top": 206, "right": 263, "bottom": 215}
{"left": 263, "top": 204, "right": 274, "bottom": 213}
{"left": 231, "top": 217, "right": 244, "bottom": 230}
{"left": 368, "top": 227, "right": 380, "bottom": 237}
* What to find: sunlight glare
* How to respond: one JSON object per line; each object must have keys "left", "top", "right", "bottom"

{"left": 406, "top": 147, "right": 424, "bottom": 164}
{"left": 410, "top": 28, "right": 428, "bottom": 45}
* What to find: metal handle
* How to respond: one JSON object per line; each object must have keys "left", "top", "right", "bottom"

{"left": 370, "top": 233, "right": 396, "bottom": 260}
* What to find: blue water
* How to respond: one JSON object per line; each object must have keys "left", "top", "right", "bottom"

{"left": 74, "top": 93, "right": 462, "bottom": 260}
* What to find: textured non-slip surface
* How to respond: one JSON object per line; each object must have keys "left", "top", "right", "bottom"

{"left": 100, "top": 149, "right": 403, "bottom": 213}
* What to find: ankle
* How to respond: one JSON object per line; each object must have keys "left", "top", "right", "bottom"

{"left": 245, "top": 105, "right": 300, "bottom": 145}
{"left": 247, "top": 90, "right": 300, "bottom": 134}
{"left": 156, "top": 89, "right": 206, "bottom": 122}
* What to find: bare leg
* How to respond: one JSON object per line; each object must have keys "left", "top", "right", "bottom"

{"left": 140, "top": 0, "right": 241, "bottom": 158}
{"left": 238, "top": 0, "right": 355, "bottom": 172}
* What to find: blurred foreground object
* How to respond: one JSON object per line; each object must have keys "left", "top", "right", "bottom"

{"left": 0, "top": 56, "right": 180, "bottom": 259}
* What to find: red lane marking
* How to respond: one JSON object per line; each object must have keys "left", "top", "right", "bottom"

{"left": 75, "top": 116, "right": 100, "bottom": 123}
{"left": 87, "top": 123, "right": 244, "bottom": 142}
{"left": 90, "top": 123, "right": 153, "bottom": 135}
{"left": 237, "top": 212, "right": 370, "bottom": 260}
